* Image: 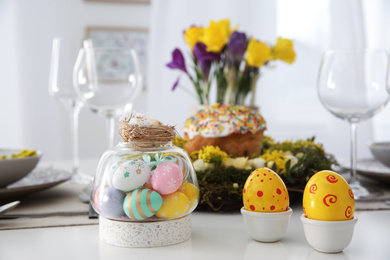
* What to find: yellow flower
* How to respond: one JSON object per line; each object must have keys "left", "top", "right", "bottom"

{"left": 271, "top": 37, "right": 296, "bottom": 64}
{"left": 198, "top": 145, "right": 228, "bottom": 165}
{"left": 260, "top": 150, "right": 287, "bottom": 173}
{"left": 189, "top": 150, "right": 199, "bottom": 162}
{"left": 200, "top": 19, "right": 232, "bottom": 53}
{"left": 245, "top": 38, "right": 272, "bottom": 67}
{"left": 184, "top": 26, "right": 204, "bottom": 51}
{"left": 172, "top": 136, "right": 188, "bottom": 148}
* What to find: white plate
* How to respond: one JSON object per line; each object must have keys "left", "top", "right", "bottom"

{"left": 0, "top": 166, "right": 72, "bottom": 203}
{"left": 338, "top": 158, "right": 390, "bottom": 183}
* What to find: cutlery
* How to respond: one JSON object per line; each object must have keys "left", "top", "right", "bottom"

{"left": 0, "top": 201, "right": 20, "bottom": 216}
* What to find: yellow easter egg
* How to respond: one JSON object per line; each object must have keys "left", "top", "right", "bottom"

{"left": 243, "top": 168, "right": 289, "bottom": 212}
{"left": 303, "top": 170, "right": 355, "bottom": 221}
{"left": 155, "top": 191, "right": 189, "bottom": 219}
{"left": 179, "top": 182, "right": 199, "bottom": 210}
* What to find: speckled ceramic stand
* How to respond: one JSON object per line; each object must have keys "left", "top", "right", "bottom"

{"left": 99, "top": 214, "right": 191, "bottom": 247}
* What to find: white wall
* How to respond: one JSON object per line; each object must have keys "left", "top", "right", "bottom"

{"left": 0, "top": 1, "right": 23, "bottom": 150}
{"left": 0, "top": 0, "right": 150, "bottom": 164}
{"left": 1, "top": 0, "right": 389, "bottom": 169}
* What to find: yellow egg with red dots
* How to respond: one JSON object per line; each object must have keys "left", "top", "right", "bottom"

{"left": 303, "top": 170, "right": 355, "bottom": 221}
{"left": 243, "top": 168, "right": 289, "bottom": 213}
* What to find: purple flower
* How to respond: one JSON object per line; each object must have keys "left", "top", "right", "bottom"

{"left": 227, "top": 31, "right": 247, "bottom": 67}
{"left": 193, "top": 42, "right": 220, "bottom": 80}
{"left": 171, "top": 76, "right": 180, "bottom": 91}
{"left": 166, "top": 48, "right": 188, "bottom": 74}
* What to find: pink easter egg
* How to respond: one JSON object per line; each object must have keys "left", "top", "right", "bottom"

{"left": 151, "top": 162, "right": 183, "bottom": 195}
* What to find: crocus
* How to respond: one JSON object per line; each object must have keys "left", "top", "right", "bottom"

{"left": 227, "top": 31, "right": 247, "bottom": 67}
{"left": 171, "top": 75, "right": 180, "bottom": 91}
{"left": 245, "top": 38, "right": 271, "bottom": 68}
{"left": 166, "top": 48, "right": 188, "bottom": 73}
{"left": 166, "top": 49, "right": 188, "bottom": 91}
{"left": 193, "top": 42, "right": 220, "bottom": 80}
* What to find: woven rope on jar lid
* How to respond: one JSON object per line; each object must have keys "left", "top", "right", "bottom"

{"left": 119, "top": 118, "right": 177, "bottom": 147}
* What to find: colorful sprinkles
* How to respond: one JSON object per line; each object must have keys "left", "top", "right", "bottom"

{"left": 183, "top": 103, "right": 266, "bottom": 138}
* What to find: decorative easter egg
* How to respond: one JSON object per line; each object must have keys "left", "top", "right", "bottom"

{"left": 112, "top": 160, "right": 151, "bottom": 192}
{"left": 155, "top": 191, "right": 189, "bottom": 218}
{"left": 303, "top": 170, "right": 355, "bottom": 221}
{"left": 163, "top": 154, "right": 189, "bottom": 180}
{"left": 129, "top": 117, "right": 151, "bottom": 127}
{"left": 151, "top": 162, "right": 183, "bottom": 195}
{"left": 148, "top": 118, "right": 163, "bottom": 127}
{"left": 123, "top": 188, "right": 163, "bottom": 220}
{"left": 98, "top": 186, "right": 126, "bottom": 218}
{"left": 179, "top": 182, "right": 199, "bottom": 210}
{"left": 243, "top": 168, "right": 289, "bottom": 212}
{"left": 105, "top": 159, "right": 124, "bottom": 186}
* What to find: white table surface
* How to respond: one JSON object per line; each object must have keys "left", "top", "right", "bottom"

{"left": 0, "top": 209, "right": 389, "bottom": 260}
{"left": 0, "top": 159, "right": 390, "bottom": 260}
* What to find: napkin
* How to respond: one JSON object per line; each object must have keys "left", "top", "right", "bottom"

{"left": 0, "top": 182, "right": 98, "bottom": 230}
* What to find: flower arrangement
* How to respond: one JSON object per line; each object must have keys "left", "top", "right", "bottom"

{"left": 173, "top": 135, "right": 336, "bottom": 212}
{"left": 167, "top": 18, "right": 296, "bottom": 106}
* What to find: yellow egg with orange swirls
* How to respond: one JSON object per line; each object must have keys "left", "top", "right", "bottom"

{"left": 303, "top": 170, "right": 355, "bottom": 221}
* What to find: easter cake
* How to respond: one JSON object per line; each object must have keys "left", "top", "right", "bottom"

{"left": 183, "top": 103, "right": 266, "bottom": 157}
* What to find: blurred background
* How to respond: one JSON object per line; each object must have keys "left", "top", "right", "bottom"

{"left": 1, "top": 0, "right": 390, "bottom": 164}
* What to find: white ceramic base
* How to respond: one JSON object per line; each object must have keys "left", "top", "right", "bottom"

{"left": 99, "top": 214, "right": 191, "bottom": 247}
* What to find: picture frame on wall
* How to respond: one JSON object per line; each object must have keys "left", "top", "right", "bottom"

{"left": 86, "top": 26, "right": 149, "bottom": 90}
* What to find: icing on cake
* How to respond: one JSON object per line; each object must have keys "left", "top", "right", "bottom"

{"left": 183, "top": 103, "right": 266, "bottom": 139}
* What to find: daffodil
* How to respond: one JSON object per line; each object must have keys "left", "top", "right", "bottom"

{"left": 184, "top": 26, "right": 204, "bottom": 51}
{"left": 245, "top": 38, "right": 272, "bottom": 68}
{"left": 201, "top": 19, "right": 232, "bottom": 53}
{"left": 271, "top": 37, "right": 296, "bottom": 64}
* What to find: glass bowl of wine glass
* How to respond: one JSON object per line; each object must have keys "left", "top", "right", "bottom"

{"left": 317, "top": 49, "right": 390, "bottom": 199}
{"left": 73, "top": 45, "right": 143, "bottom": 148}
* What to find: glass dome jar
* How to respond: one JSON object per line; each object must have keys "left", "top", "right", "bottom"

{"left": 91, "top": 141, "right": 199, "bottom": 247}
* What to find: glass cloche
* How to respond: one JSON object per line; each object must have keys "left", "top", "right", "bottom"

{"left": 90, "top": 111, "right": 199, "bottom": 223}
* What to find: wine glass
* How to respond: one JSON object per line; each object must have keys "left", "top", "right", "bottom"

{"left": 49, "top": 38, "right": 93, "bottom": 183}
{"left": 73, "top": 45, "right": 143, "bottom": 148}
{"left": 318, "top": 49, "right": 390, "bottom": 200}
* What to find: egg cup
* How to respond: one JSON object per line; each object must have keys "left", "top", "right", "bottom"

{"left": 241, "top": 207, "right": 293, "bottom": 242}
{"left": 300, "top": 214, "right": 358, "bottom": 253}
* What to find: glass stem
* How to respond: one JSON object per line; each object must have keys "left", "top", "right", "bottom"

{"left": 106, "top": 116, "right": 115, "bottom": 148}
{"left": 349, "top": 121, "right": 359, "bottom": 184}
{"left": 70, "top": 105, "right": 82, "bottom": 174}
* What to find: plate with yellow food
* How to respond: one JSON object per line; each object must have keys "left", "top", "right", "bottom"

{"left": 0, "top": 149, "right": 41, "bottom": 188}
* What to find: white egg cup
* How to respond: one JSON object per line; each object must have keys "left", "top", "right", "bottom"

{"left": 300, "top": 214, "right": 358, "bottom": 253}
{"left": 241, "top": 207, "right": 293, "bottom": 242}
{"left": 99, "top": 214, "right": 191, "bottom": 247}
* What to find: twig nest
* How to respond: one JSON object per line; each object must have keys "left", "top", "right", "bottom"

{"left": 119, "top": 111, "right": 176, "bottom": 145}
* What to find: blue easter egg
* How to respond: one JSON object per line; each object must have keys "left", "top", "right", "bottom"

{"left": 123, "top": 188, "right": 163, "bottom": 220}
{"left": 98, "top": 186, "right": 126, "bottom": 218}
